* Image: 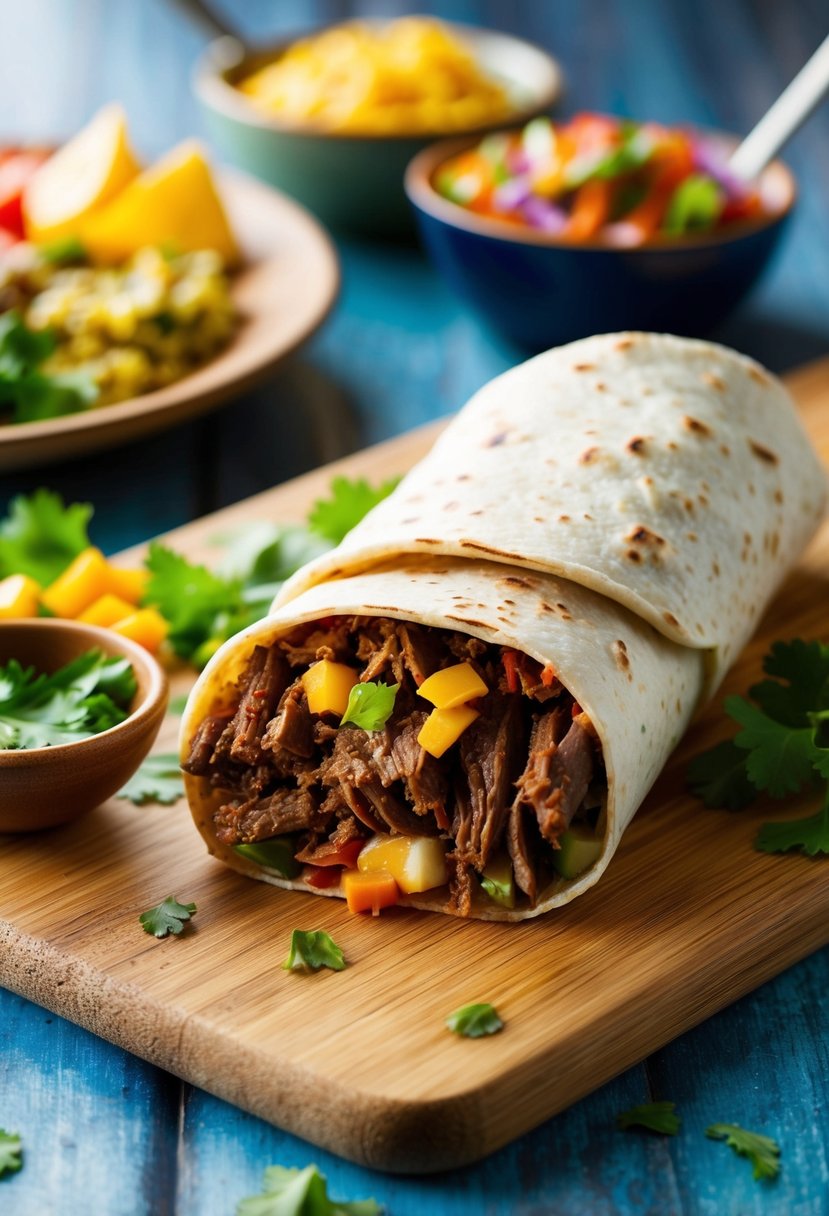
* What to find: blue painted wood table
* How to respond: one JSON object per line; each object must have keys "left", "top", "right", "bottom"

{"left": 2, "top": 1, "right": 829, "bottom": 1212}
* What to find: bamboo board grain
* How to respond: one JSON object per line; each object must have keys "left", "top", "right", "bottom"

{"left": 2, "top": 361, "right": 829, "bottom": 1175}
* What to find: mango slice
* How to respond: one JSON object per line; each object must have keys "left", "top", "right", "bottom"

{"left": 302, "top": 659, "right": 358, "bottom": 717}
{"left": 77, "top": 593, "right": 137, "bottom": 629}
{"left": 0, "top": 573, "right": 41, "bottom": 619}
{"left": 418, "top": 661, "right": 487, "bottom": 709}
{"left": 80, "top": 140, "right": 238, "bottom": 264}
{"left": 417, "top": 703, "right": 479, "bottom": 758}
{"left": 23, "top": 103, "right": 140, "bottom": 244}
{"left": 358, "top": 834, "right": 448, "bottom": 893}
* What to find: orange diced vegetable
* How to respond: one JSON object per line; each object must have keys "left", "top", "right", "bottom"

{"left": 302, "top": 658, "right": 358, "bottom": 716}
{"left": 342, "top": 869, "right": 400, "bottom": 916}
{"left": 41, "top": 547, "right": 112, "bottom": 618}
{"left": 418, "top": 661, "right": 487, "bottom": 709}
{"left": 106, "top": 566, "right": 149, "bottom": 605}
{"left": 564, "top": 179, "right": 612, "bottom": 241}
{"left": 77, "top": 593, "right": 137, "bottom": 628}
{"left": 0, "top": 573, "right": 41, "bottom": 618}
{"left": 111, "top": 607, "right": 168, "bottom": 653}
{"left": 417, "top": 704, "right": 479, "bottom": 758}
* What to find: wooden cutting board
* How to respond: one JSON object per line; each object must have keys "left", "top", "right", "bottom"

{"left": 2, "top": 360, "right": 829, "bottom": 1175}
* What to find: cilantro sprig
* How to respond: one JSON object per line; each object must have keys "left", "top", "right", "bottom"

{"left": 0, "top": 650, "right": 136, "bottom": 750}
{"left": 282, "top": 929, "right": 346, "bottom": 973}
{"left": 0, "top": 311, "right": 97, "bottom": 424}
{"left": 617, "top": 1101, "right": 681, "bottom": 1135}
{"left": 445, "top": 1002, "right": 503, "bottom": 1038}
{"left": 236, "top": 1164, "right": 380, "bottom": 1216}
{"left": 706, "top": 1123, "right": 781, "bottom": 1181}
{"left": 0, "top": 1129, "right": 22, "bottom": 1178}
{"left": 0, "top": 488, "right": 92, "bottom": 585}
{"left": 139, "top": 895, "right": 197, "bottom": 938}
{"left": 688, "top": 639, "right": 829, "bottom": 856}
{"left": 307, "top": 475, "right": 400, "bottom": 545}
{"left": 117, "top": 753, "right": 184, "bottom": 805}
{"left": 340, "top": 682, "right": 398, "bottom": 732}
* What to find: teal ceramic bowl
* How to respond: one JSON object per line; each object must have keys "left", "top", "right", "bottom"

{"left": 193, "top": 24, "right": 563, "bottom": 237}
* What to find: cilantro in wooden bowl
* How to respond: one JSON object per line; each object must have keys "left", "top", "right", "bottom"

{"left": 0, "top": 618, "right": 167, "bottom": 832}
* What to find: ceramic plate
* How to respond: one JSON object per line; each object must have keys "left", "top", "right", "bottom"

{"left": 0, "top": 170, "right": 340, "bottom": 470}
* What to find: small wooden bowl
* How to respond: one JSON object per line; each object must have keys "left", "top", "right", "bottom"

{"left": 0, "top": 620, "right": 168, "bottom": 833}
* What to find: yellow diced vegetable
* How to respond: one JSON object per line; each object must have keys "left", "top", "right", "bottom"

{"left": 111, "top": 607, "right": 168, "bottom": 653}
{"left": 417, "top": 704, "right": 479, "bottom": 758}
{"left": 0, "top": 573, "right": 42, "bottom": 619}
{"left": 106, "top": 565, "right": 148, "bottom": 605}
{"left": 357, "top": 834, "right": 448, "bottom": 894}
{"left": 418, "top": 661, "right": 487, "bottom": 709}
{"left": 77, "top": 593, "right": 137, "bottom": 628}
{"left": 41, "top": 547, "right": 112, "bottom": 618}
{"left": 302, "top": 659, "right": 358, "bottom": 716}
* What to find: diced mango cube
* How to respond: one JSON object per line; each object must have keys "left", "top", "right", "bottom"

{"left": 41, "top": 547, "right": 112, "bottom": 618}
{"left": 111, "top": 607, "right": 168, "bottom": 653}
{"left": 78, "top": 593, "right": 137, "bottom": 628}
{"left": 302, "top": 658, "right": 358, "bottom": 717}
{"left": 342, "top": 869, "right": 400, "bottom": 916}
{"left": 358, "top": 834, "right": 448, "bottom": 894}
{"left": 0, "top": 573, "right": 41, "bottom": 619}
{"left": 418, "top": 661, "right": 487, "bottom": 709}
{"left": 417, "top": 704, "right": 479, "bottom": 758}
{"left": 106, "top": 565, "right": 149, "bottom": 606}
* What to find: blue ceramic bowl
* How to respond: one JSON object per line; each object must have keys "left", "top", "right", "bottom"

{"left": 405, "top": 133, "right": 796, "bottom": 350}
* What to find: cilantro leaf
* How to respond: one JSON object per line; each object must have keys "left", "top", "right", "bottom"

{"left": 143, "top": 542, "right": 245, "bottom": 664}
{"left": 340, "top": 682, "right": 398, "bottom": 732}
{"left": 755, "top": 795, "right": 829, "bottom": 857}
{"left": 706, "top": 1123, "right": 781, "bottom": 1181}
{"left": 217, "top": 521, "right": 331, "bottom": 587}
{"left": 0, "top": 488, "right": 93, "bottom": 584}
{"left": 0, "top": 311, "right": 97, "bottom": 423}
{"left": 687, "top": 738, "right": 756, "bottom": 810}
{"left": 235, "top": 839, "right": 301, "bottom": 878}
{"left": 308, "top": 476, "right": 400, "bottom": 545}
{"left": 117, "top": 753, "right": 184, "bottom": 805}
{"left": 617, "top": 1101, "right": 681, "bottom": 1135}
{"left": 282, "top": 929, "right": 346, "bottom": 972}
{"left": 236, "top": 1164, "right": 381, "bottom": 1216}
{"left": 751, "top": 639, "right": 829, "bottom": 726}
{"left": 445, "top": 1002, "right": 503, "bottom": 1038}
{"left": 0, "top": 1129, "right": 22, "bottom": 1178}
{"left": 139, "top": 895, "right": 197, "bottom": 938}
{"left": 0, "top": 650, "right": 135, "bottom": 750}
{"left": 727, "top": 696, "right": 820, "bottom": 798}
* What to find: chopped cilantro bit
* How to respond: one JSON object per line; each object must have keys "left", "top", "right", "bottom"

{"left": 0, "top": 650, "right": 135, "bottom": 750}
{"left": 617, "top": 1101, "right": 681, "bottom": 1135}
{"left": 282, "top": 929, "right": 346, "bottom": 972}
{"left": 340, "top": 681, "right": 398, "bottom": 732}
{"left": 236, "top": 1163, "right": 381, "bottom": 1216}
{"left": 0, "top": 488, "right": 92, "bottom": 584}
{"left": 446, "top": 1002, "right": 503, "bottom": 1038}
{"left": 0, "top": 1129, "right": 22, "bottom": 1178}
{"left": 308, "top": 475, "right": 400, "bottom": 545}
{"left": 706, "top": 1123, "right": 781, "bottom": 1181}
{"left": 139, "top": 895, "right": 196, "bottom": 938}
{"left": 117, "top": 753, "right": 183, "bottom": 805}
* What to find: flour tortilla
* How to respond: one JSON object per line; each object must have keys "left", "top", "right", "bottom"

{"left": 181, "top": 333, "right": 826, "bottom": 920}
{"left": 279, "top": 333, "right": 827, "bottom": 683}
{"left": 182, "top": 557, "right": 705, "bottom": 920}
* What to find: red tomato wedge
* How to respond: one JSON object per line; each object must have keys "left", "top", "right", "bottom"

{"left": 0, "top": 151, "right": 49, "bottom": 239}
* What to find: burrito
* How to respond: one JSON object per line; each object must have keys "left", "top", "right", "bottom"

{"left": 181, "top": 333, "right": 826, "bottom": 921}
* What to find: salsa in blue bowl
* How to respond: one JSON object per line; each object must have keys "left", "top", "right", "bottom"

{"left": 405, "top": 117, "right": 795, "bottom": 350}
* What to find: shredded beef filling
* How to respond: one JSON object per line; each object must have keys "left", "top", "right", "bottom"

{"left": 184, "top": 617, "right": 604, "bottom": 914}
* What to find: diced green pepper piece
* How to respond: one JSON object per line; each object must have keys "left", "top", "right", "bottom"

{"left": 663, "top": 173, "right": 723, "bottom": 234}
{"left": 234, "top": 838, "right": 300, "bottom": 879}
{"left": 552, "top": 827, "right": 602, "bottom": 880}
{"left": 480, "top": 853, "right": 516, "bottom": 909}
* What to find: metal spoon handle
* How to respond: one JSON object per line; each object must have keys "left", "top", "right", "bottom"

{"left": 730, "top": 32, "right": 829, "bottom": 180}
